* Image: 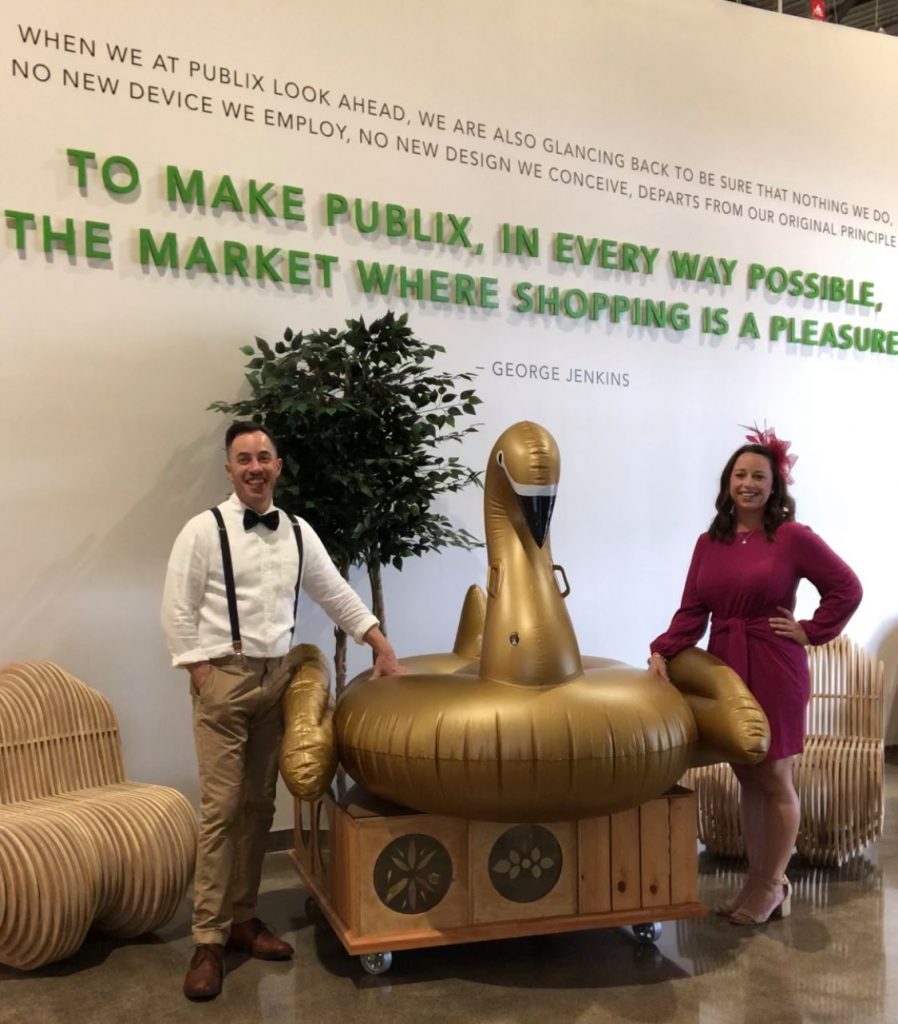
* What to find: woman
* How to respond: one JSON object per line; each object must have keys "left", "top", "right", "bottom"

{"left": 648, "top": 425, "right": 862, "bottom": 925}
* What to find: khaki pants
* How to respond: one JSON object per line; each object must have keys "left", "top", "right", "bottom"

{"left": 190, "top": 654, "right": 292, "bottom": 945}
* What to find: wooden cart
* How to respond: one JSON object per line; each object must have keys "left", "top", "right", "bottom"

{"left": 290, "top": 784, "right": 705, "bottom": 975}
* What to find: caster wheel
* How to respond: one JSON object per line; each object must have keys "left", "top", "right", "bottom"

{"left": 631, "top": 922, "right": 662, "bottom": 944}
{"left": 359, "top": 951, "right": 393, "bottom": 975}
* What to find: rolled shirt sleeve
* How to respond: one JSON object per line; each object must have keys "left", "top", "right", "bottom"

{"left": 161, "top": 516, "right": 216, "bottom": 666}
{"left": 299, "top": 521, "right": 378, "bottom": 643}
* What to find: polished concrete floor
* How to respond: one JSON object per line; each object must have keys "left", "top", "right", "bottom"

{"left": 4, "top": 765, "right": 897, "bottom": 1024}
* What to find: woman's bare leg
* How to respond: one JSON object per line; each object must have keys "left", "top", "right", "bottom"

{"left": 729, "top": 757, "right": 798, "bottom": 921}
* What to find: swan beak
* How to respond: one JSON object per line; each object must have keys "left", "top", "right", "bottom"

{"left": 497, "top": 449, "right": 558, "bottom": 548}
{"left": 516, "top": 492, "right": 557, "bottom": 548}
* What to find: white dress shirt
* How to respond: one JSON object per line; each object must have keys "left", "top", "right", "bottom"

{"left": 161, "top": 494, "right": 378, "bottom": 666}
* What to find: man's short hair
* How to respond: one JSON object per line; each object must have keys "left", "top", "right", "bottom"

{"left": 225, "top": 420, "right": 279, "bottom": 455}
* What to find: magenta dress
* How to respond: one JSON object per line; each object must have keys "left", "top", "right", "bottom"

{"left": 651, "top": 521, "right": 862, "bottom": 761}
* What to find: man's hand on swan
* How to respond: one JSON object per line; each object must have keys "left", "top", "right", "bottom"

{"left": 364, "top": 626, "right": 408, "bottom": 678}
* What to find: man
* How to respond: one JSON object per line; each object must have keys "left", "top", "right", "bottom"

{"left": 161, "top": 421, "right": 402, "bottom": 1001}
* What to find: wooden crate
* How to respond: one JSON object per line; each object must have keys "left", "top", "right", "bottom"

{"left": 290, "top": 784, "right": 703, "bottom": 957}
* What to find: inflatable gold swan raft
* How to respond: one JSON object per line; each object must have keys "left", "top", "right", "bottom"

{"left": 282, "top": 421, "right": 769, "bottom": 821}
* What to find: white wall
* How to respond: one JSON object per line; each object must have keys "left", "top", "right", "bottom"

{"left": 3, "top": 0, "right": 897, "bottom": 828}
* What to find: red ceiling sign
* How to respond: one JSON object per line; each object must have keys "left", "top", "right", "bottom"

{"left": 810, "top": 1, "right": 827, "bottom": 19}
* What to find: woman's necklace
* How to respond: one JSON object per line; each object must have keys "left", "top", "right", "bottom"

{"left": 737, "top": 528, "right": 755, "bottom": 545}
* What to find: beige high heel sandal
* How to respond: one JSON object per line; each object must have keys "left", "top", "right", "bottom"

{"left": 715, "top": 872, "right": 757, "bottom": 917}
{"left": 729, "top": 875, "right": 792, "bottom": 925}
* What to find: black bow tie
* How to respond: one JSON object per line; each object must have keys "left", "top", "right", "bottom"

{"left": 244, "top": 508, "right": 280, "bottom": 531}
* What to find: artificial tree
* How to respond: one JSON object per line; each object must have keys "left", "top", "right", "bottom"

{"left": 210, "top": 311, "right": 483, "bottom": 690}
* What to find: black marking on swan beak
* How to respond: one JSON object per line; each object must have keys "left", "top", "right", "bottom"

{"left": 497, "top": 449, "right": 558, "bottom": 548}
{"left": 517, "top": 493, "right": 556, "bottom": 548}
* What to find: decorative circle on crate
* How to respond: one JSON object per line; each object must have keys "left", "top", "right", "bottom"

{"left": 373, "top": 833, "right": 453, "bottom": 914}
{"left": 489, "top": 825, "right": 562, "bottom": 903}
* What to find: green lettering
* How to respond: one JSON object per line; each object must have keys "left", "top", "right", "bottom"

{"left": 222, "top": 240, "right": 249, "bottom": 277}
{"left": 247, "top": 180, "right": 276, "bottom": 218}
{"left": 101, "top": 155, "right": 139, "bottom": 195}
{"left": 4, "top": 209, "right": 36, "bottom": 250}
{"left": 599, "top": 238, "right": 618, "bottom": 270}
{"left": 184, "top": 236, "right": 217, "bottom": 273}
{"left": 255, "top": 245, "right": 282, "bottom": 281}
{"left": 669, "top": 251, "right": 700, "bottom": 280}
{"left": 66, "top": 148, "right": 95, "bottom": 189}
{"left": 41, "top": 216, "right": 76, "bottom": 255}
{"left": 562, "top": 289, "right": 588, "bottom": 318}
{"left": 281, "top": 185, "right": 305, "bottom": 222}
{"left": 819, "top": 323, "right": 838, "bottom": 348}
{"left": 166, "top": 166, "right": 205, "bottom": 206}
{"left": 286, "top": 250, "right": 311, "bottom": 285}
{"left": 430, "top": 269, "right": 450, "bottom": 303}
{"left": 139, "top": 228, "right": 178, "bottom": 268}
{"left": 513, "top": 281, "right": 534, "bottom": 313}
{"left": 747, "top": 263, "right": 765, "bottom": 289}
{"left": 355, "top": 259, "right": 393, "bottom": 293}
{"left": 211, "top": 175, "right": 242, "bottom": 213}
{"left": 738, "top": 312, "right": 760, "bottom": 339}
{"left": 84, "top": 220, "right": 111, "bottom": 260}
{"left": 769, "top": 315, "right": 787, "bottom": 341}
{"left": 398, "top": 265, "right": 424, "bottom": 298}
{"left": 315, "top": 254, "right": 338, "bottom": 288}
{"left": 453, "top": 273, "right": 474, "bottom": 306}
{"left": 553, "top": 232, "right": 574, "bottom": 263}
{"left": 619, "top": 243, "right": 639, "bottom": 273}
{"left": 481, "top": 277, "right": 499, "bottom": 309}
{"left": 325, "top": 192, "right": 349, "bottom": 226}
{"left": 385, "top": 203, "right": 407, "bottom": 237}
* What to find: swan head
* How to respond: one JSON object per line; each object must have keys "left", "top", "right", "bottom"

{"left": 492, "top": 422, "right": 559, "bottom": 548}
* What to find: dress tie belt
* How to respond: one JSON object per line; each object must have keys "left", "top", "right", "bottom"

{"left": 710, "top": 616, "right": 773, "bottom": 684}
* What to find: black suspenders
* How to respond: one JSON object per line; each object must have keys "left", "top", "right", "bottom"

{"left": 287, "top": 512, "right": 304, "bottom": 627}
{"left": 209, "top": 507, "right": 304, "bottom": 655}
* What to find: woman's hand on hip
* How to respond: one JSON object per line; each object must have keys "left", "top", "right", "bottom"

{"left": 769, "top": 607, "right": 809, "bottom": 646}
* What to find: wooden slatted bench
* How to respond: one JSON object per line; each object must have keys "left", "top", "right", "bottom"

{"left": 0, "top": 661, "right": 197, "bottom": 970}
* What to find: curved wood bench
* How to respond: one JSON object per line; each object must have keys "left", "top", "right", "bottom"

{"left": 0, "top": 661, "right": 197, "bottom": 969}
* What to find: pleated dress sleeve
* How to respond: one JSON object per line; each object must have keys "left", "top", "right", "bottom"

{"left": 787, "top": 523, "right": 863, "bottom": 645}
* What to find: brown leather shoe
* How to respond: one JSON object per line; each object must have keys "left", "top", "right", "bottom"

{"left": 183, "top": 943, "right": 224, "bottom": 1000}
{"left": 227, "top": 918, "right": 294, "bottom": 961}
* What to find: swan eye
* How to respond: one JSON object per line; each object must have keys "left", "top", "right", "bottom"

{"left": 509, "top": 632, "right": 519, "bottom": 646}
{"left": 496, "top": 451, "right": 504, "bottom": 467}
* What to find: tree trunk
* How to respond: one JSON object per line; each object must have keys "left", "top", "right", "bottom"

{"left": 333, "top": 558, "right": 350, "bottom": 695}
{"left": 367, "top": 560, "right": 386, "bottom": 665}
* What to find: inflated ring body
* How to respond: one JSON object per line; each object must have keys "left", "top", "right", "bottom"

{"left": 279, "top": 644, "right": 336, "bottom": 801}
{"left": 331, "top": 422, "right": 769, "bottom": 822}
{"left": 336, "top": 664, "right": 697, "bottom": 821}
